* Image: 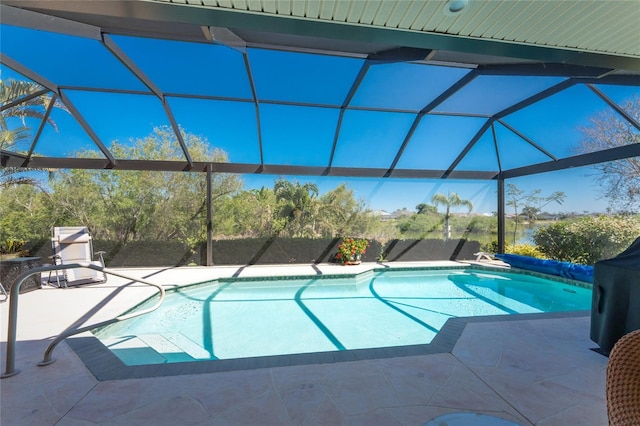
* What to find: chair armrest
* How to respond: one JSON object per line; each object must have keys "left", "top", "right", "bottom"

{"left": 95, "top": 251, "right": 106, "bottom": 267}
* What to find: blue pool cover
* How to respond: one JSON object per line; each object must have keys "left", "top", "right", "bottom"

{"left": 495, "top": 254, "right": 594, "bottom": 283}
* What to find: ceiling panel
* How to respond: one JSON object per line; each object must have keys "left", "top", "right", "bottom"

{"left": 346, "top": 0, "right": 367, "bottom": 23}
{"left": 490, "top": 1, "right": 542, "bottom": 42}
{"left": 397, "top": 2, "right": 429, "bottom": 29}
{"left": 372, "top": 0, "right": 397, "bottom": 26}
{"left": 449, "top": 1, "right": 502, "bottom": 36}
{"left": 262, "top": 0, "right": 277, "bottom": 14}
{"left": 542, "top": 1, "right": 600, "bottom": 45}
{"left": 275, "top": 1, "right": 290, "bottom": 16}
{"left": 384, "top": 0, "right": 411, "bottom": 28}
{"left": 152, "top": 0, "right": 640, "bottom": 58}
{"left": 245, "top": 0, "right": 261, "bottom": 11}
{"left": 333, "top": 1, "right": 350, "bottom": 21}
{"left": 421, "top": 1, "right": 451, "bottom": 32}
{"left": 324, "top": 1, "right": 339, "bottom": 20}
{"left": 360, "top": 0, "right": 381, "bottom": 25}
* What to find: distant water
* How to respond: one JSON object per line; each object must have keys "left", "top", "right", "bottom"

{"left": 519, "top": 227, "right": 536, "bottom": 244}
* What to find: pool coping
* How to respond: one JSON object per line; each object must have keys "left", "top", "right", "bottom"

{"left": 68, "top": 310, "right": 591, "bottom": 381}
{"left": 66, "top": 264, "right": 594, "bottom": 381}
{"left": 128, "top": 262, "right": 593, "bottom": 306}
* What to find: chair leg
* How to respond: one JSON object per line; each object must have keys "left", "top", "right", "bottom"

{"left": 0, "top": 282, "right": 8, "bottom": 302}
{"left": 47, "top": 268, "right": 64, "bottom": 288}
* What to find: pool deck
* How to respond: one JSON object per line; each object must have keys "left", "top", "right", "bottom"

{"left": 1, "top": 262, "right": 608, "bottom": 425}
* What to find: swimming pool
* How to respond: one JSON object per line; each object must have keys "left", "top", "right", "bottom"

{"left": 92, "top": 267, "right": 592, "bottom": 367}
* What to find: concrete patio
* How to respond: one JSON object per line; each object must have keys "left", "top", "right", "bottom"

{"left": 1, "top": 263, "right": 608, "bottom": 425}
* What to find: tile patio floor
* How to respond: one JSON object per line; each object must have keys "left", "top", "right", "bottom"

{"left": 0, "top": 262, "right": 608, "bottom": 425}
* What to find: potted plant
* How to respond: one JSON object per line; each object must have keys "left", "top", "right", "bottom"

{"left": 336, "top": 237, "right": 369, "bottom": 265}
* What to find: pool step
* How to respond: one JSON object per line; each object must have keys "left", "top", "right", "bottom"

{"left": 100, "top": 335, "right": 169, "bottom": 365}
{"left": 159, "top": 332, "right": 213, "bottom": 360}
{"left": 100, "top": 333, "right": 210, "bottom": 365}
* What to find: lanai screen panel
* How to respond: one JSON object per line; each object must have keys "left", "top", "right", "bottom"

{"left": 503, "top": 85, "right": 638, "bottom": 160}
{"left": 1, "top": 12, "right": 639, "bottom": 178}
{"left": 2, "top": 24, "right": 148, "bottom": 91}
{"left": 349, "top": 62, "right": 471, "bottom": 111}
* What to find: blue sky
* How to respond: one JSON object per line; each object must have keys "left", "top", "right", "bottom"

{"left": 2, "top": 23, "right": 638, "bottom": 215}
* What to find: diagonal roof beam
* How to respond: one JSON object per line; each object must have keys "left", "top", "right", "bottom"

{"left": 336, "top": 47, "right": 433, "bottom": 177}
{"left": 464, "top": 79, "right": 574, "bottom": 175}
{"left": 242, "top": 52, "right": 264, "bottom": 169}
{"left": 0, "top": 88, "right": 50, "bottom": 112}
{"left": 102, "top": 34, "right": 193, "bottom": 169}
{"left": 1, "top": 54, "right": 116, "bottom": 165}
{"left": 327, "top": 60, "right": 371, "bottom": 171}
{"left": 25, "top": 93, "right": 58, "bottom": 162}
{"left": 586, "top": 84, "right": 640, "bottom": 132}
{"left": 497, "top": 119, "right": 557, "bottom": 161}
{"left": 385, "top": 70, "right": 479, "bottom": 177}
{"left": 442, "top": 119, "right": 494, "bottom": 179}
{"left": 0, "top": 55, "right": 59, "bottom": 94}
{"left": 493, "top": 78, "right": 577, "bottom": 120}
{"left": 491, "top": 122, "right": 502, "bottom": 173}
{"left": 57, "top": 91, "right": 117, "bottom": 166}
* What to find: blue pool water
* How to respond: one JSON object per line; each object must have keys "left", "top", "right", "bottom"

{"left": 93, "top": 268, "right": 592, "bottom": 366}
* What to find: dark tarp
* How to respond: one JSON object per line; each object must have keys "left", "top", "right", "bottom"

{"left": 590, "top": 237, "right": 640, "bottom": 354}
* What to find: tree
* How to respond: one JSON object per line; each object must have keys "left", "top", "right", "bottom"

{"left": 525, "top": 189, "right": 565, "bottom": 221}
{"left": 521, "top": 206, "right": 538, "bottom": 222}
{"left": 507, "top": 184, "right": 564, "bottom": 244}
{"left": 217, "top": 180, "right": 378, "bottom": 239}
{"left": 0, "top": 184, "right": 53, "bottom": 243}
{"left": 576, "top": 96, "right": 640, "bottom": 212}
{"left": 415, "top": 203, "right": 437, "bottom": 215}
{"left": 430, "top": 192, "right": 473, "bottom": 240}
{"left": 1, "top": 78, "right": 66, "bottom": 188}
{"left": 318, "top": 183, "right": 370, "bottom": 237}
{"left": 218, "top": 187, "right": 280, "bottom": 237}
{"left": 506, "top": 184, "right": 525, "bottom": 245}
{"left": 48, "top": 127, "right": 242, "bottom": 247}
{"left": 274, "top": 179, "right": 319, "bottom": 238}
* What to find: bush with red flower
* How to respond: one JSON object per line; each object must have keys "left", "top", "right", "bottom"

{"left": 335, "top": 237, "right": 369, "bottom": 264}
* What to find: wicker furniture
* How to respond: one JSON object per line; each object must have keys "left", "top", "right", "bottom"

{"left": 606, "top": 329, "right": 640, "bottom": 426}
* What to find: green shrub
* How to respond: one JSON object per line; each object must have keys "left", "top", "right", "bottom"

{"left": 531, "top": 222, "right": 578, "bottom": 261}
{"left": 505, "top": 243, "right": 546, "bottom": 259}
{"left": 533, "top": 215, "right": 640, "bottom": 264}
{"left": 480, "top": 240, "right": 498, "bottom": 254}
{"left": 0, "top": 238, "right": 29, "bottom": 256}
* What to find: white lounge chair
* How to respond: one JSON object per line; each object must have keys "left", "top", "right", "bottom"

{"left": 474, "top": 251, "right": 494, "bottom": 261}
{"left": 50, "top": 226, "right": 106, "bottom": 287}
